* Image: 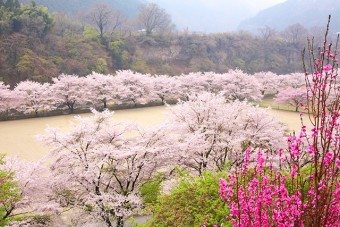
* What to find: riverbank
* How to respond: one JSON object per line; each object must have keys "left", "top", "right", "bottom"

{"left": 0, "top": 100, "right": 176, "bottom": 121}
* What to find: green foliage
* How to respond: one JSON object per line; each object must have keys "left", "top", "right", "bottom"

{"left": 140, "top": 174, "right": 163, "bottom": 204}
{"left": 10, "top": 214, "right": 52, "bottom": 226}
{"left": 95, "top": 58, "right": 108, "bottom": 74}
{"left": 109, "top": 40, "right": 126, "bottom": 68}
{"left": 191, "top": 57, "right": 214, "bottom": 72}
{"left": 20, "top": 3, "right": 54, "bottom": 37}
{"left": 109, "top": 40, "right": 124, "bottom": 53}
{"left": 144, "top": 171, "right": 230, "bottom": 227}
{"left": 233, "top": 58, "right": 246, "bottom": 70}
{"left": 0, "top": 4, "right": 14, "bottom": 35}
{"left": 131, "top": 59, "right": 149, "bottom": 74}
{"left": 83, "top": 25, "right": 98, "bottom": 40}
{"left": 85, "top": 204, "right": 93, "bottom": 212}
{"left": 283, "top": 164, "right": 313, "bottom": 196}
{"left": 16, "top": 48, "right": 33, "bottom": 74}
{"left": 15, "top": 48, "right": 54, "bottom": 82}
{"left": 120, "top": 50, "right": 130, "bottom": 68}
{"left": 0, "top": 156, "right": 21, "bottom": 226}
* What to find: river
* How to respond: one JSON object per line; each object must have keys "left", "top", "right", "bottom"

{"left": 0, "top": 106, "right": 309, "bottom": 161}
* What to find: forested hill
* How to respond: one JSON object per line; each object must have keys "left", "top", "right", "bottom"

{"left": 19, "top": 0, "right": 142, "bottom": 16}
{"left": 0, "top": 0, "right": 312, "bottom": 87}
{"left": 239, "top": 0, "right": 340, "bottom": 32}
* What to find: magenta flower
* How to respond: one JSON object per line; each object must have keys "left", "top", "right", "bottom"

{"left": 323, "top": 64, "right": 332, "bottom": 72}
{"left": 336, "top": 159, "right": 340, "bottom": 169}
{"left": 219, "top": 178, "right": 229, "bottom": 201}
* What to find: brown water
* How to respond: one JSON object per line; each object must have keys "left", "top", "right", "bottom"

{"left": 0, "top": 106, "right": 309, "bottom": 161}
{"left": 269, "top": 109, "right": 310, "bottom": 133}
{"left": 0, "top": 106, "right": 167, "bottom": 161}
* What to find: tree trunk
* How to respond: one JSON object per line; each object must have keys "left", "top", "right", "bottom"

{"left": 116, "top": 216, "right": 124, "bottom": 227}
{"left": 67, "top": 101, "right": 75, "bottom": 114}
{"left": 101, "top": 214, "right": 112, "bottom": 227}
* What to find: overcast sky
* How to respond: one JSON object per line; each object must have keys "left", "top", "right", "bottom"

{"left": 147, "top": 0, "right": 287, "bottom": 32}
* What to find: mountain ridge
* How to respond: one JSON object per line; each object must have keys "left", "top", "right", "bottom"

{"left": 238, "top": 0, "right": 340, "bottom": 32}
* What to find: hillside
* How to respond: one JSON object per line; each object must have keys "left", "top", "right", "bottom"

{"left": 238, "top": 0, "right": 340, "bottom": 32}
{"left": 1, "top": 1, "right": 307, "bottom": 86}
{"left": 19, "top": 0, "right": 141, "bottom": 16}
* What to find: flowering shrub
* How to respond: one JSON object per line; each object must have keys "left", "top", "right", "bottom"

{"left": 146, "top": 171, "right": 230, "bottom": 227}
{"left": 220, "top": 16, "right": 340, "bottom": 227}
{"left": 220, "top": 148, "right": 304, "bottom": 226}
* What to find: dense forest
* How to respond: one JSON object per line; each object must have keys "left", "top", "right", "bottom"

{"left": 0, "top": 0, "right": 320, "bottom": 86}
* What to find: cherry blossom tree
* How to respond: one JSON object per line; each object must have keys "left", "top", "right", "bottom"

{"left": 114, "top": 70, "right": 156, "bottom": 106}
{"left": 85, "top": 72, "right": 119, "bottom": 109}
{"left": 288, "top": 72, "right": 306, "bottom": 88}
{"left": 177, "top": 72, "right": 207, "bottom": 100}
{"left": 152, "top": 75, "right": 181, "bottom": 103}
{"left": 164, "top": 92, "right": 285, "bottom": 176}
{"left": 0, "top": 70, "right": 316, "bottom": 121}
{"left": 14, "top": 81, "right": 52, "bottom": 117}
{"left": 222, "top": 69, "right": 263, "bottom": 102}
{"left": 253, "top": 71, "right": 280, "bottom": 95}
{"left": 39, "top": 109, "right": 169, "bottom": 227}
{"left": 274, "top": 87, "right": 307, "bottom": 111}
{"left": 51, "top": 74, "right": 90, "bottom": 113}
{"left": 275, "top": 73, "right": 306, "bottom": 90}
{"left": 0, "top": 82, "right": 20, "bottom": 117}
{"left": 203, "top": 72, "right": 228, "bottom": 94}
{"left": 275, "top": 74, "right": 295, "bottom": 89}
{"left": 1, "top": 157, "right": 58, "bottom": 226}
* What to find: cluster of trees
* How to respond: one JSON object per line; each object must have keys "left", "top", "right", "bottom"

{"left": 0, "top": 0, "right": 325, "bottom": 86}
{"left": 0, "top": 0, "right": 109, "bottom": 85}
{"left": 1, "top": 55, "right": 338, "bottom": 225}
{"left": 0, "top": 70, "right": 308, "bottom": 119}
{"left": 0, "top": 89, "right": 287, "bottom": 226}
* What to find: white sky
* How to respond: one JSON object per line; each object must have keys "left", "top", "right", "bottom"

{"left": 148, "top": 0, "right": 287, "bottom": 32}
{"left": 243, "top": 0, "right": 287, "bottom": 12}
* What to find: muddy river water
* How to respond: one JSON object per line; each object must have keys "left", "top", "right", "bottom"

{"left": 0, "top": 106, "right": 309, "bottom": 161}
